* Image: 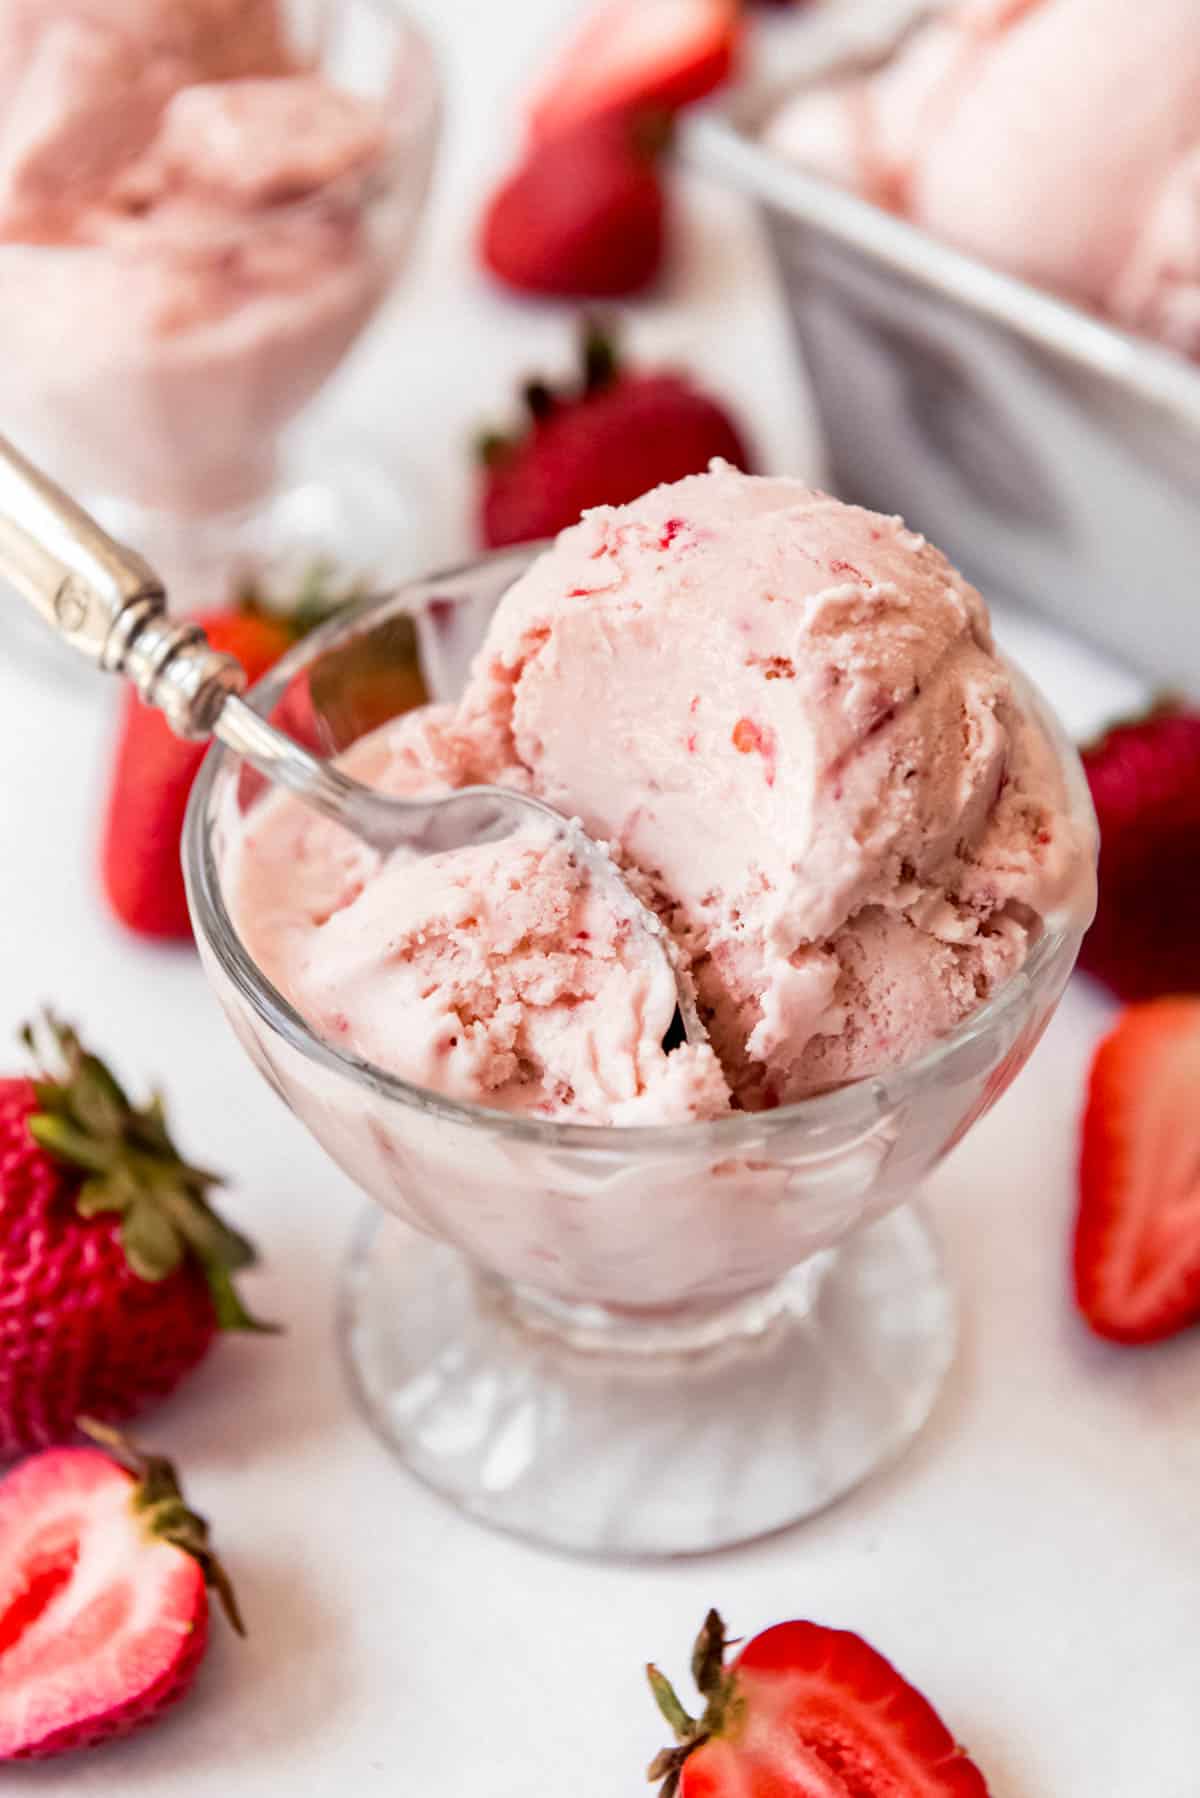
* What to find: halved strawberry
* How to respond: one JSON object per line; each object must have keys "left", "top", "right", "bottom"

{"left": 1074, "top": 996, "right": 1200, "bottom": 1344}
{"left": 526, "top": 0, "right": 740, "bottom": 144}
{"left": 0, "top": 1424, "right": 241, "bottom": 1761}
{"left": 648, "top": 1610, "right": 989, "bottom": 1796}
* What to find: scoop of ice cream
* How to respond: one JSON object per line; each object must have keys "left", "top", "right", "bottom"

{"left": 454, "top": 466, "right": 1091, "bottom": 1107}
{"left": 1109, "top": 146, "right": 1200, "bottom": 359}
{"left": 232, "top": 710, "right": 731, "bottom": 1124}
{"left": 767, "top": 0, "right": 1200, "bottom": 352}
{"left": 230, "top": 468, "right": 1093, "bottom": 1122}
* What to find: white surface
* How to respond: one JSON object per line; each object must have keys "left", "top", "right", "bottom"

{"left": 2, "top": 1, "right": 1198, "bottom": 1793}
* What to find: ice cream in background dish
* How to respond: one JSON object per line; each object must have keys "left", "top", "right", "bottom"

{"left": 0, "top": 0, "right": 436, "bottom": 514}
{"left": 229, "top": 466, "right": 1095, "bottom": 1125}
{"left": 767, "top": 0, "right": 1200, "bottom": 360}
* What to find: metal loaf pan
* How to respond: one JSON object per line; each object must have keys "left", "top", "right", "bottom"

{"left": 685, "top": 88, "right": 1200, "bottom": 687}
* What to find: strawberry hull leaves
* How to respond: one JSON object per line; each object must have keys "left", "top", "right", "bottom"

{"left": 22, "top": 1013, "right": 271, "bottom": 1333}
{"left": 80, "top": 1419, "right": 245, "bottom": 1636}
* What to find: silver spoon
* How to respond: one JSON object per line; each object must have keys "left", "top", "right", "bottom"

{"left": 0, "top": 432, "right": 701, "bottom": 1044}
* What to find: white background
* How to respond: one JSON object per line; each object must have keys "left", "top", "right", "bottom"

{"left": 3, "top": 1, "right": 1198, "bottom": 1792}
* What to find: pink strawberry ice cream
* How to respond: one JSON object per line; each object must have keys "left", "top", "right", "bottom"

{"left": 767, "top": 0, "right": 1200, "bottom": 360}
{"left": 0, "top": 0, "right": 435, "bottom": 513}
{"left": 228, "top": 467, "right": 1095, "bottom": 1125}
{"left": 234, "top": 761, "right": 729, "bottom": 1125}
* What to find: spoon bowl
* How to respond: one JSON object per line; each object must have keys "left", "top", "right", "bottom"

{"left": 0, "top": 432, "right": 697, "bottom": 1041}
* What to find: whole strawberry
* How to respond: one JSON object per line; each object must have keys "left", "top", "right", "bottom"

{"left": 101, "top": 569, "right": 359, "bottom": 941}
{"left": 1079, "top": 701, "right": 1200, "bottom": 1000}
{"left": 481, "top": 110, "right": 669, "bottom": 298}
{"left": 648, "top": 1609, "right": 989, "bottom": 1796}
{"left": 0, "top": 1422, "right": 243, "bottom": 1759}
{"left": 478, "top": 320, "right": 752, "bottom": 547}
{"left": 0, "top": 1015, "right": 269, "bottom": 1458}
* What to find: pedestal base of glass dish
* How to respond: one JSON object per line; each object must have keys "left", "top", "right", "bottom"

{"left": 340, "top": 1203, "right": 956, "bottom": 1557}
{"left": 90, "top": 436, "right": 434, "bottom": 613}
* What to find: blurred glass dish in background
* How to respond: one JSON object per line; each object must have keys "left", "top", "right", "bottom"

{"left": 0, "top": 0, "right": 439, "bottom": 614}
{"left": 185, "top": 545, "right": 1097, "bottom": 1557}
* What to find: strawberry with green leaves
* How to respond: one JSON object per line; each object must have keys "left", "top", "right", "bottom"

{"left": 0, "top": 1014, "right": 271, "bottom": 1457}
{"left": 0, "top": 1422, "right": 243, "bottom": 1760}
{"left": 647, "top": 1610, "right": 989, "bottom": 1797}
{"left": 478, "top": 320, "right": 751, "bottom": 547}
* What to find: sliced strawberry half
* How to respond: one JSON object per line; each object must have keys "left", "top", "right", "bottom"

{"left": 1075, "top": 996, "right": 1200, "bottom": 1345}
{"left": 0, "top": 1427, "right": 241, "bottom": 1761}
{"left": 527, "top": 0, "right": 740, "bottom": 144}
{"left": 648, "top": 1610, "right": 989, "bottom": 1796}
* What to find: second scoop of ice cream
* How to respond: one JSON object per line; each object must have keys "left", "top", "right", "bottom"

{"left": 232, "top": 712, "right": 731, "bottom": 1124}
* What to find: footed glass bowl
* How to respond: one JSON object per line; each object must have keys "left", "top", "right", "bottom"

{"left": 184, "top": 546, "right": 1097, "bottom": 1556}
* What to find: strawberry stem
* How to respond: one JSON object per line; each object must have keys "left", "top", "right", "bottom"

{"left": 523, "top": 378, "right": 557, "bottom": 422}
{"left": 581, "top": 316, "right": 620, "bottom": 394}
{"left": 79, "top": 1419, "right": 246, "bottom": 1636}
{"left": 691, "top": 1608, "right": 728, "bottom": 1699}
{"left": 646, "top": 1611, "right": 739, "bottom": 1792}
{"left": 476, "top": 429, "right": 512, "bottom": 469}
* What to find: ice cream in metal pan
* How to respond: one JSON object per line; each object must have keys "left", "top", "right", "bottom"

{"left": 685, "top": 0, "right": 1200, "bottom": 687}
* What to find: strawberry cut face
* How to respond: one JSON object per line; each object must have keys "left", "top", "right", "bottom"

{"left": 527, "top": 0, "right": 739, "bottom": 142}
{"left": 1075, "top": 996, "right": 1200, "bottom": 1344}
{"left": 649, "top": 1612, "right": 989, "bottom": 1798}
{"left": 684, "top": 1625, "right": 988, "bottom": 1798}
{"left": 0, "top": 1448, "right": 207, "bottom": 1761}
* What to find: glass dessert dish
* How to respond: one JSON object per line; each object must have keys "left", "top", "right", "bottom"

{"left": 185, "top": 547, "right": 1096, "bottom": 1557}
{"left": 0, "top": 0, "right": 439, "bottom": 617}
